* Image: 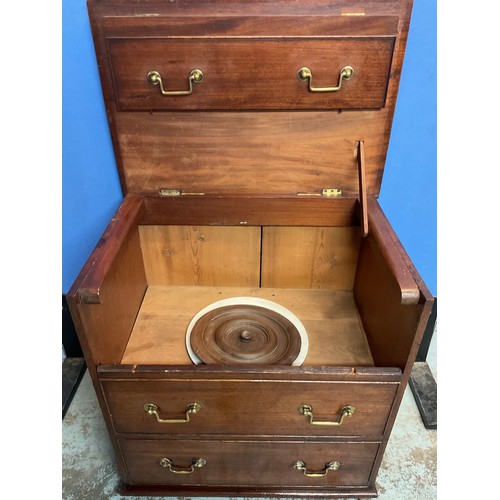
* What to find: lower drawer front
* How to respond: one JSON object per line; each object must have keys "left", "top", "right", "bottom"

{"left": 120, "top": 438, "right": 379, "bottom": 487}
{"left": 103, "top": 379, "right": 397, "bottom": 438}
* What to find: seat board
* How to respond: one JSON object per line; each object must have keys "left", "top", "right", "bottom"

{"left": 121, "top": 285, "right": 374, "bottom": 367}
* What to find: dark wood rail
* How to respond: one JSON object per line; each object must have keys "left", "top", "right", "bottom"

{"left": 367, "top": 197, "right": 421, "bottom": 305}
{"left": 68, "top": 194, "right": 145, "bottom": 304}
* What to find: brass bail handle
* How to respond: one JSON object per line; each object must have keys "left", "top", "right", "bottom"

{"left": 147, "top": 68, "right": 204, "bottom": 96}
{"left": 144, "top": 402, "right": 201, "bottom": 423}
{"left": 159, "top": 457, "right": 207, "bottom": 474}
{"left": 297, "top": 65, "right": 354, "bottom": 93}
{"left": 293, "top": 460, "right": 341, "bottom": 477}
{"left": 299, "top": 404, "right": 356, "bottom": 426}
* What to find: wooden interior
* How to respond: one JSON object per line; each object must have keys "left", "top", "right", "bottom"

{"left": 261, "top": 226, "right": 361, "bottom": 289}
{"left": 122, "top": 285, "right": 374, "bottom": 366}
{"left": 70, "top": 194, "right": 424, "bottom": 372}
{"left": 139, "top": 225, "right": 262, "bottom": 287}
{"left": 123, "top": 222, "right": 371, "bottom": 367}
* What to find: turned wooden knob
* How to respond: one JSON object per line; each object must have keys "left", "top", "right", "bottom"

{"left": 240, "top": 330, "right": 252, "bottom": 342}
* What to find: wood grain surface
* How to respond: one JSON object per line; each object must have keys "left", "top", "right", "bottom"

{"left": 353, "top": 200, "right": 425, "bottom": 370}
{"left": 109, "top": 37, "right": 394, "bottom": 111}
{"left": 141, "top": 197, "right": 358, "bottom": 227}
{"left": 104, "top": 375, "right": 395, "bottom": 436}
{"left": 261, "top": 226, "right": 361, "bottom": 289}
{"left": 366, "top": 197, "right": 420, "bottom": 305}
{"left": 121, "top": 285, "right": 374, "bottom": 367}
{"left": 72, "top": 227, "right": 147, "bottom": 365}
{"left": 91, "top": 0, "right": 404, "bottom": 18}
{"left": 357, "top": 141, "right": 369, "bottom": 237}
{"left": 102, "top": 15, "right": 399, "bottom": 39}
{"left": 114, "top": 108, "right": 395, "bottom": 197}
{"left": 139, "top": 225, "right": 261, "bottom": 286}
{"left": 70, "top": 194, "right": 145, "bottom": 304}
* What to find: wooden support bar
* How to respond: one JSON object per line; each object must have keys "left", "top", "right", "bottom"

{"left": 367, "top": 197, "right": 420, "bottom": 305}
{"left": 142, "top": 196, "right": 358, "bottom": 226}
{"left": 357, "top": 140, "right": 369, "bottom": 237}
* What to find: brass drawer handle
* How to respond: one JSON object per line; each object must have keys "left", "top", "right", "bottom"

{"left": 299, "top": 404, "right": 356, "bottom": 426}
{"left": 147, "top": 69, "right": 204, "bottom": 96}
{"left": 143, "top": 402, "right": 201, "bottom": 423}
{"left": 297, "top": 65, "right": 354, "bottom": 93}
{"left": 159, "top": 457, "right": 207, "bottom": 474}
{"left": 293, "top": 460, "right": 341, "bottom": 477}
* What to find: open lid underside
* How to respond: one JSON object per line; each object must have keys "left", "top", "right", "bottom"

{"left": 88, "top": 0, "right": 413, "bottom": 198}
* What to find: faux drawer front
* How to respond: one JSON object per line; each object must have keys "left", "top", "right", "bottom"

{"left": 121, "top": 438, "right": 379, "bottom": 487}
{"left": 102, "top": 379, "right": 397, "bottom": 437}
{"left": 108, "top": 37, "right": 394, "bottom": 110}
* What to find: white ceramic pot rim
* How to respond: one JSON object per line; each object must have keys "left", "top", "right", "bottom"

{"left": 185, "top": 296, "right": 308, "bottom": 366}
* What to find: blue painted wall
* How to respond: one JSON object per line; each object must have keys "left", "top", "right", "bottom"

{"left": 62, "top": 0, "right": 436, "bottom": 297}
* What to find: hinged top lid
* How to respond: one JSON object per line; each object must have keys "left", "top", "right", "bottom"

{"left": 88, "top": 0, "right": 413, "bottom": 198}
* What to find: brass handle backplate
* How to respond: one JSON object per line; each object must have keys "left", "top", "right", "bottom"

{"left": 159, "top": 457, "right": 207, "bottom": 474}
{"left": 299, "top": 404, "right": 356, "bottom": 426}
{"left": 144, "top": 402, "right": 201, "bottom": 423}
{"left": 297, "top": 65, "right": 354, "bottom": 93}
{"left": 147, "top": 69, "right": 204, "bottom": 96}
{"left": 293, "top": 460, "right": 341, "bottom": 477}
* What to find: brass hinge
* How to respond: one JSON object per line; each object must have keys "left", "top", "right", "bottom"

{"left": 322, "top": 188, "right": 342, "bottom": 197}
{"left": 159, "top": 188, "right": 205, "bottom": 197}
{"left": 297, "top": 188, "right": 342, "bottom": 197}
{"left": 161, "top": 188, "right": 341, "bottom": 198}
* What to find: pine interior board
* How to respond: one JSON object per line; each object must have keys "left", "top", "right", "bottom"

{"left": 121, "top": 285, "right": 374, "bottom": 367}
{"left": 261, "top": 226, "right": 361, "bottom": 289}
{"left": 138, "top": 225, "right": 261, "bottom": 287}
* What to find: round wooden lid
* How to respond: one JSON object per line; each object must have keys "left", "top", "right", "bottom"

{"left": 186, "top": 298, "right": 308, "bottom": 365}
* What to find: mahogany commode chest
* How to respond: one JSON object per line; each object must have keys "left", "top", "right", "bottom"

{"left": 68, "top": 0, "right": 434, "bottom": 497}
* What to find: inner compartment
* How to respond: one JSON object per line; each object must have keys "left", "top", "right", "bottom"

{"left": 121, "top": 225, "right": 374, "bottom": 366}
{"left": 123, "top": 224, "right": 370, "bottom": 366}
{"left": 122, "top": 225, "right": 368, "bottom": 366}
{"left": 76, "top": 196, "right": 424, "bottom": 372}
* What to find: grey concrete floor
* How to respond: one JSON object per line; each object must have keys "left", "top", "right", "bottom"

{"left": 62, "top": 328, "right": 436, "bottom": 500}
